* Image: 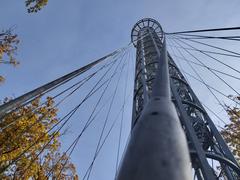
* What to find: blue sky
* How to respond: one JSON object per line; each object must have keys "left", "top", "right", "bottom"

{"left": 1, "top": 0, "right": 240, "bottom": 97}
{"left": 1, "top": 0, "right": 240, "bottom": 179}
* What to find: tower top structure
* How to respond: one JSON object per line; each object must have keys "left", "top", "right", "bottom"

{"left": 118, "top": 18, "right": 240, "bottom": 180}
{"left": 131, "top": 18, "right": 164, "bottom": 47}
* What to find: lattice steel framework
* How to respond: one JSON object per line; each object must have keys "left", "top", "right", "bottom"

{"left": 131, "top": 18, "right": 164, "bottom": 125}
{"left": 118, "top": 18, "right": 240, "bottom": 180}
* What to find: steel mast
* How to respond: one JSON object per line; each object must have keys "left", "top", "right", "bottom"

{"left": 116, "top": 18, "right": 192, "bottom": 180}
{"left": 117, "top": 18, "right": 240, "bottom": 180}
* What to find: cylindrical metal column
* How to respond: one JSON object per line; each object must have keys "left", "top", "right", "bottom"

{"left": 116, "top": 18, "right": 192, "bottom": 180}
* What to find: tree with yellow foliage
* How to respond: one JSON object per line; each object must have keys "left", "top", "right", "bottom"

{"left": 0, "top": 0, "right": 50, "bottom": 82}
{"left": 25, "top": 0, "right": 49, "bottom": 13}
{"left": 0, "top": 2, "right": 79, "bottom": 179}
{"left": 0, "top": 29, "right": 20, "bottom": 83}
{"left": 0, "top": 97, "right": 78, "bottom": 179}
{"left": 221, "top": 95, "right": 240, "bottom": 162}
